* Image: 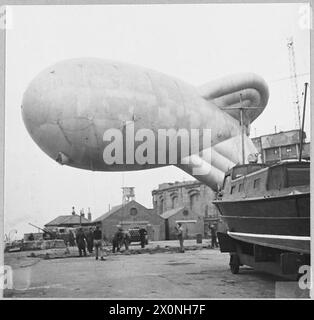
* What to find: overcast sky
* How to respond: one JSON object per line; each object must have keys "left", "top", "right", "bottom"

{"left": 5, "top": 4, "right": 310, "bottom": 238}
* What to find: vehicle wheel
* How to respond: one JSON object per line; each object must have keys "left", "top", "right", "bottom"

{"left": 229, "top": 254, "right": 240, "bottom": 274}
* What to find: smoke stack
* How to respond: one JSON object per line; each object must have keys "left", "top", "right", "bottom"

{"left": 88, "top": 207, "right": 92, "bottom": 221}
{"left": 72, "top": 206, "right": 75, "bottom": 216}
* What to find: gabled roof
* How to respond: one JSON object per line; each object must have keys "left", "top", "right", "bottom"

{"left": 45, "top": 214, "right": 90, "bottom": 227}
{"left": 92, "top": 200, "right": 152, "bottom": 223}
{"left": 93, "top": 204, "right": 123, "bottom": 223}
{"left": 160, "top": 207, "right": 185, "bottom": 219}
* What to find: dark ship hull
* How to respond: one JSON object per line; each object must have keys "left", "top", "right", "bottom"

{"left": 213, "top": 162, "right": 310, "bottom": 255}
{"left": 214, "top": 193, "right": 310, "bottom": 254}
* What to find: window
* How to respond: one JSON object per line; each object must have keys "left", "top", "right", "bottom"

{"left": 130, "top": 208, "right": 138, "bottom": 216}
{"left": 265, "top": 147, "right": 280, "bottom": 161}
{"left": 253, "top": 178, "right": 261, "bottom": 189}
{"left": 171, "top": 195, "right": 178, "bottom": 209}
{"left": 153, "top": 195, "right": 157, "bottom": 209}
{"left": 223, "top": 175, "right": 231, "bottom": 189}
{"left": 159, "top": 199, "right": 164, "bottom": 214}
{"left": 205, "top": 205, "right": 209, "bottom": 217}
{"left": 190, "top": 192, "right": 200, "bottom": 211}
{"left": 183, "top": 210, "right": 189, "bottom": 216}
{"left": 238, "top": 183, "right": 243, "bottom": 192}
{"left": 287, "top": 166, "right": 310, "bottom": 187}
{"left": 230, "top": 185, "right": 236, "bottom": 194}
{"left": 281, "top": 145, "right": 296, "bottom": 159}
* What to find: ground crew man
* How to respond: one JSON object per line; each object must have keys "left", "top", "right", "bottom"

{"left": 86, "top": 227, "right": 94, "bottom": 254}
{"left": 112, "top": 228, "right": 124, "bottom": 253}
{"left": 139, "top": 228, "right": 147, "bottom": 248}
{"left": 122, "top": 230, "right": 131, "bottom": 251}
{"left": 93, "top": 225, "right": 105, "bottom": 260}
{"left": 69, "top": 230, "right": 75, "bottom": 247}
{"left": 210, "top": 224, "right": 219, "bottom": 248}
{"left": 175, "top": 223, "right": 185, "bottom": 253}
{"left": 76, "top": 227, "right": 87, "bottom": 257}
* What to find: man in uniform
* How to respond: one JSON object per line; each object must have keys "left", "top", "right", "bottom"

{"left": 122, "top": 230, "right": 131, "bottom": 251}
{"left": 210, "top": 224, "right": 219, "bottom": 248}
{"left": 112, "top": 228, "right": 124, "bottom": 253}
{"left": 139, "top": 228, "right": 147, "bottom": 248}
{"left": 86, "top": 227, "right": 94, "bottom": 254}
{"left": 93, "top": 225, "right": 105, "bottom": 260}
{"left": 76, "top": 228, "right": 87, "bottom": 257}
{"left": 175, "top": 223, "right": 185, "bottom": 253}
{"left": 69, "top": 230, "right": 75, "bottom": 247}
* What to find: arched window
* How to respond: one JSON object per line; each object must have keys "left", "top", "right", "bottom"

{"left": 153, "top": 194, "right": 157, "bottom": 209}
{"left": 130, "top": 208, "right": 138, "bottom": 216}
{"left": 189, "top": 190, "right": 200, "bottom": 211}
{"left": 159, "top": 198, "right": 164, "bottom": 214}
{"left": 205, "top": 204, "right": 209, "bottom": 217}
{"left": 171, "top": 195, "right": 178, "bottom": 209}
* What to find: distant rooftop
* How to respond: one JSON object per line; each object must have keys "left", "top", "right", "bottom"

{"left": 153, "top": 180, "right": 201, "bottom": 193}
{"left": 45, "top": 214, "right": 90, "bottom": 227}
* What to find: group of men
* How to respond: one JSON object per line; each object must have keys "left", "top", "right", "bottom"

{"left": 175, "top": 222, "right": 219, "bottom": 252}
{"left": 74, "top": 225, "right": 148, "bottom": 259}
{"left": 73, "top": 223, "right": 217, "bottom": 258}
{"left": 112, "top": 227, "right": 147, "bottom": 252}
{"left": 75, "top": 225, "right": 105, "bottom": 260}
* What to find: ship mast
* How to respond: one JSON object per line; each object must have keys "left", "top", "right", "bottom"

{"left": 220, "top": 95, "right": 263, "bottom": 165}
{"left": 299, "top": 82, "right": 308, "bottom": 162}
{"left": 287, "top": 37, "right": 301, "bottom": 129}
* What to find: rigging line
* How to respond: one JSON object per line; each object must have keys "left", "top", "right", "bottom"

{"left": 269, "top": 72, "right": 310, "bottom": 83}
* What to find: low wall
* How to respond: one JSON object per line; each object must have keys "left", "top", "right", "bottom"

{"left": 22, "top": 239, "right": 66, "bottom": 251}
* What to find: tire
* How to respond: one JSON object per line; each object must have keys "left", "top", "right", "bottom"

{"left": 229, "top": 254, "right": 240, "bottom": 274}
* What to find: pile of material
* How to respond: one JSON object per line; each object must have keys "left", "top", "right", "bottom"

{"left": 22, "top": 239, "right": 66, "bottom": 251}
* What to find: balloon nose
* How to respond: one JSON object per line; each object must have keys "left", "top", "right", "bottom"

{"left": 21, "top": 70, "right": 73, "bottom": 163}
{"left": 56, "top": 152, "right": 70, "bottom": 165}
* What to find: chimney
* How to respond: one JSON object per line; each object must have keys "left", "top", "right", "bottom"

{"left": 72, "top": 206, "right": 76, "bottom": 216}
{"left": 88, "top": 207, "right": 92, "bottom": 221}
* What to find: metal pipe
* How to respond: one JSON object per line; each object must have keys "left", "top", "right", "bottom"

{"left": 299, "top": 82, "right": 308, "bottom": 162}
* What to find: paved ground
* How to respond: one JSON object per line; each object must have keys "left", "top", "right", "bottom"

{"left": 3, "top": 240, "right": 308, "bottom": 299}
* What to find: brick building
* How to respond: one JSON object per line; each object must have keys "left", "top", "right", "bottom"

{"left": 152, "top": 181, "right": 219, "bottom": 240}
{"left": 93, "top": 200, "right": 164, "bottom": 241}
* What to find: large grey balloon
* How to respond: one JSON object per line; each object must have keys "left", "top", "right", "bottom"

{"left": 22, "top": 58, "right": 269, "bottom": 190}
